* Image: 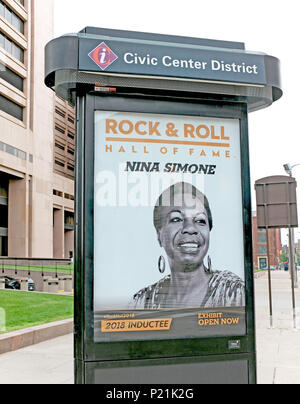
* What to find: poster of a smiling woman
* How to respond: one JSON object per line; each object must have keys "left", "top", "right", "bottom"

{"left": 93, "top": 111, "right": 246, "bottom": 326}
{"left": 131, "top": 182, "right": 245, "bottom": 310}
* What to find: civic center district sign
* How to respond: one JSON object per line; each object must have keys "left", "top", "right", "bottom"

{"left": 83, "top": 39, "right": 266, "bottom": 85}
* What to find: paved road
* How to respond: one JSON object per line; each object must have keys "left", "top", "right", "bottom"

{"left": 0, "top": 270, "right": 299, "bottom": 384}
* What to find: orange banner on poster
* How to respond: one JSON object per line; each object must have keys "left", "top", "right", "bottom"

{"left": 101, "top": 318, "right": 173, "bottom": 333}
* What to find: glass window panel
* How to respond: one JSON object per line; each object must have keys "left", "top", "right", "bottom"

{"left": 0, "top": 1, "right": 24, "bottom": 34}
{"left": 258, "top": 245, "right": 267, "bottom": 255}
{"left": 0, "top": 62, "right": 24, "bottom": 92}
{"left": 4, "top": 37, "right": 12, "bottom": 54}
{"left": 17, "top": 150, "right": 26, "bottom": 160}
{"left": 0, "top": 33, "right": 4, "bottom": 48}
{"left": 259, "top": 258, "right": 268, "bottom": 270}
{"left": 257, "top": 234, "right": 267, "bottom": 243}
{"left": 0, "top": 32, "right": 24, "bottom": 62}
{"left": 0, "top": 94, "right": 23, "bottom": 121}
{"left": 5, "top": 144, "right": 16, "bottom": 156}
{"left": 4, "top": 7, "right": 11, "bottom": 25}
{"left": 0, "top": 2, "right": 5, "bottom": 17}
{"left": 0, "top": 205, "right": 8, "bottom": 228}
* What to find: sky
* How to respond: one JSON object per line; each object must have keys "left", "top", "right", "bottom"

{"left": 53, "top": 0, "right": 300, "bottom": 244}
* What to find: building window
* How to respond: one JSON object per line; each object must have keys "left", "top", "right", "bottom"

{"left": 258, "top": 228, "right": 266, "bottom": 233}
{"left": 258, "top": 234, "right": 267, "bottom": 243}
{"left": 0, "top": 204, "right": 8, "bottom": 227}
{"left": 258, "top": 245, "right": 267, "bottom": 255}
{"left": 0, "top": 1, "right": 24, "bottom": 34}
{"left": 53, "top": 189, "right": 63, "bottom": 198}
{"left": 0, "top": 141, "right": 26, "bottom": 160}
{"left": 55, "top": 125, "right": 65, "bottom": 135}
{"left": 55, "top": 108, "right": 65, "bottom": 118}
{"left": 55, "top": 142, "right": 65, "bottom": 151}
{"left": 0, "top": 174, "right": 8, "bottom": 257}
{"left": 0, "top": 235, "right": 8, "bottom": 256}
{"left": 65, "top": 211, "right": 75, "bottom": 230}
{"left": 258, "top": 257, "right": 268, "bottom": 270}
{"left": 0, "top": 62, "right": 24, "bottom": 91}
{"left": 0, "top": 94, "right": 23, "bottom": 121}
{"left": 55, "top": 159, "right": 65, "bottom": 168}
{"left": 64, "top": 193, "right": 74, "bottom": 201}
{"left": 17, "top": 149, "right": 26, "bottom": 160}
{"left": 0, "top": 31, "right": 24, "bottom": 63}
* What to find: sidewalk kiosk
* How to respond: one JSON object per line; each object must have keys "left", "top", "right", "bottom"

{"left": 45, "top": 27, "right": 282, "bottom": 385}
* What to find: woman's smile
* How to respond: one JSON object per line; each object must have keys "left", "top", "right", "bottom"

{"left": 177, "top": 241, "right": 201, "bottom": 254}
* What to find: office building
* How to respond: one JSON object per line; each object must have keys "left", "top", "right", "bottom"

{"left": 0, "top": 0, "right": 74, "bottom": 258}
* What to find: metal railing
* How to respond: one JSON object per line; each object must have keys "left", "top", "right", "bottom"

{"left": 0, "top": 257, "right": 73, "bottom": 278}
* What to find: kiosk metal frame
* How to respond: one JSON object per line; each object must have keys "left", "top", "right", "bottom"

{"left": 75, "top": 95, "right": 255, "bottom": 384}
{"left": 45, "top": 27, "right": 282, "bottom": 385}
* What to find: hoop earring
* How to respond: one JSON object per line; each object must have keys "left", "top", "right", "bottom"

{"left": 158, "top": 255, "right": 166, "bottom": 274}
{"left": 204, "top": 255, "right": 212, "bottom": 274}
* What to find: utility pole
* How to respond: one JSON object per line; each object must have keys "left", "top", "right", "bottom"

{"left": 283, "top": 164, "right": 299, "bottom": 288}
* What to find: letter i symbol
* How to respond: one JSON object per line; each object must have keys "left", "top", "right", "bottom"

{"left": 99, "top": 49, "right": 107, "bottom": 64}
{"left": 89, "top": 42, "right": 118, "bottom": 71}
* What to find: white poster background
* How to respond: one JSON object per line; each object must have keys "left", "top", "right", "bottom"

{"left": 94, "top": 111, "right": 244, "bottom": 310}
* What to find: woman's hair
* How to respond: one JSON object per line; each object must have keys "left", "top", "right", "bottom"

{"left": 153, "top": 182, "right": 213, "bottom": 232}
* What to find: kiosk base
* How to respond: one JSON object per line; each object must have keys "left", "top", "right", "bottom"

{"left": 77, "top": 353, "right": 256, "bottom": 384}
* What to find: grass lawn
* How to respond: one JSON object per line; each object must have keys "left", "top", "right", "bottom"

{"left": 0, "top": 290, "right": 74, "bottom": 334}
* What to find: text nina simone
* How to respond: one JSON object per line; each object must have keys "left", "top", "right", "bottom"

{"left": 125, "top": 161, "right": 216, "bottom": 175}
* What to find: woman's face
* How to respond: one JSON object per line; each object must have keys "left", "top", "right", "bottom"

{"left": 157, "top": 193, "right": 210, "bottom": 271}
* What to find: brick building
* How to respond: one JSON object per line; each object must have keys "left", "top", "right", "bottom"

{"left": 252, "top": 212, "right": 282, "bottom": 270}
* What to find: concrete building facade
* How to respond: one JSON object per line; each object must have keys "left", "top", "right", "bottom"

{"left": 0, "top": 0, "right": 74, "bottom": 258}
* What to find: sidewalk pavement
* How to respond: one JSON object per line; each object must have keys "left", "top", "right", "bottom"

{"left": 0, "top": 333, "right": 73, "bottom": 384}
{"left": 0, "top": 270, "right": 299, "bottom": 384}
{"left": 255, "top": 270, "right": 300, "bottom": 384}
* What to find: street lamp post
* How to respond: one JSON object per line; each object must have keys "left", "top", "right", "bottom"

{"left": 283, "top": 164, "right": 299, "bottom": 329}
{"left": 283, "top": 163, "right": 300, "bottom": 177}
{"left": 283, "top": 164, "right": 299, "bottom": 289}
